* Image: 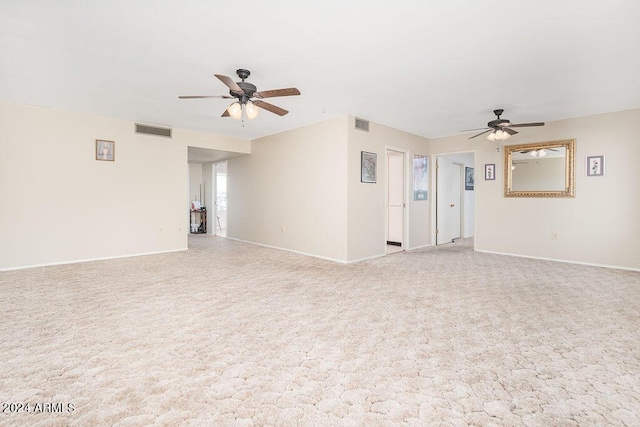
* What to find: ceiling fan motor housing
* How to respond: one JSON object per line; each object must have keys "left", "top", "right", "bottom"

{"left": 233, "top": 82, "right": 257, "bottom": 99}
{"left": 488, "top": 118, "right": 510, "bottom": 128}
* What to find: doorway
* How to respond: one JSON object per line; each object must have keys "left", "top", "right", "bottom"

{"left": 215, "top": 162, "right": 227, "bottom": 237}
{"left": 435, "top": 152, "right": 475, "bottom": 246}
{"left": 386, "top": 149, "right": 405, "bottom": 254}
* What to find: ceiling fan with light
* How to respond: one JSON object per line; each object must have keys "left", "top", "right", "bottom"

{"left": 462, "top": 109, "right": 545, "bottom": 141}
{"left": 179, "top": 68, "right": 300, "bottom": 121}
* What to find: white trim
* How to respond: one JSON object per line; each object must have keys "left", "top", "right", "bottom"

{"left": 406, "top": 243, "right": 432, "bottom": 251}
{"left": 349, "top": 253, "right": 386, "bottom": 263}
{"left": 0, "top": 248, "right": 189, "bottom": 272}
{"left": 226, "top": 237, "right": 353, "bottom": 264}
{"left": 476, "top": 249, "right": 640, "bottom": 272}
{"left": 226, "top": 237, "right": 389, "bottom": 264}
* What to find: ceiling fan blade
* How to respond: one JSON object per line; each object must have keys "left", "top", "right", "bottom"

{"left": 503, "top": 127, "right": 518, "bottom": 136}
{"left": 253, "top": 100, "right": 289, "bottom": 116}
{"left": 221, "top": 109, "right": 230, "bottom": 117}
{"left": 469, "top": 129, "right": 493, "bottom": 139}
{"left": 214, "top": 74, "right": 244, "bottom": 95}
{"left": 461, "top": 127, "right": 489, "bottom": 132}
{"left": 178, "top": 95, "right": 233, "bottom": 99}
{"left": 509, "top": 122, "right": 545, "bottom": 128}
{"left": 254, "top": 88, "right": 301, "bottom": 99}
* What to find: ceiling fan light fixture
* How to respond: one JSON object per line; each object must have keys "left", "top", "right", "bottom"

{"left": 227, "top": 102, "right": 242, "bottom": 120}
{"left": 486, "top": 131, "right": 496, "bottom": 141}
{"left": 538, "top": 149, "right": 547, "bottom": 157}
{"left": 245, "top": 101, "right": 259, "bottom": 120}
{"left": 530, "top": 150, "right": 538, "bottom": 157}
{"left": 495, "top": 129, "right": 510, "bottom": 141}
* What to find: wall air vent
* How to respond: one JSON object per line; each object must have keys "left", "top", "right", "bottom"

{"left": 355, "top": 117, "right": 370, "bottom": 132}
{"left": 135, "top": 123, "right": 172, "bottom": 138}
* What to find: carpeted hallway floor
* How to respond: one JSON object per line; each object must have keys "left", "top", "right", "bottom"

{"left": 1, "top": 236, "right": 639, "bottom": 426}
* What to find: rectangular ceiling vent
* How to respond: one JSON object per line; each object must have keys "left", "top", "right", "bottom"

{"left": 355, "top": 117, "right": 370, "bottom": 132}
{"left": 135, "top": 123, "right": 172, "bottom": 138}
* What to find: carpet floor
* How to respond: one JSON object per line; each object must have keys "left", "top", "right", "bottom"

{"left": 1, "top": 236, "right": 639, "bottom": 426}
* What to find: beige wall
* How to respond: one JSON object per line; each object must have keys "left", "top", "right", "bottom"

{"left": 0, "top": 101, "right": 249, "bottom": 270}
{"left": 227, "top": 117, "right": 350, "bottom": 261}
{"left": 347, "top": 116, "right": 430, "bottom": 261}
{"left": 430, "top": 108, "right": 640, "bottom": 270}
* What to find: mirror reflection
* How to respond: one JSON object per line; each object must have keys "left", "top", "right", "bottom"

{"left": 511, "top": 147, "right": 567, "bottom": 191}
{"left": 504, "top": 139, "right": 575, "bottom": 198}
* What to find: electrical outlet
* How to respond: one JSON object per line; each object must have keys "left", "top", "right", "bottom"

{"left": 552, "top": 232, "right": 559, "bottom": 240}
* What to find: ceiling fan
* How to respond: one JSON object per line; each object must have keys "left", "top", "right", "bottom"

{"left": 462, "top": 109, "right": 544, "bottom": 141}
{"left": 179, "top": 68, "right": 300, "bottom": 120}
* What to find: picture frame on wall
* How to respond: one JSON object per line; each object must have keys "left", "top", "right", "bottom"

{"left": 484, "top": 163, "right": 496, "bottom": 180}
{"left": 96, "top": 139, "right": 115, "bottom": 162}
{"left": 465, "top": 166, "right": 474, "bottom": 190}
{"left": 586, "top": 155, "right": 604, "bottom": 176}
{"left": 361, "top": 151, "right": 377, "bottom": 183}
{"left": 413, "top": 154, "right": 428, "bottom": 200}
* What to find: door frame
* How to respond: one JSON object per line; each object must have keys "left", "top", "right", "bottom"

{"left": 435, "top": 158, "right": 463, "bottom": 245}
{"left": 432, "top": 151, "right": 476, "bottom": 248}
{"left": 385, "top": 146, "right": 409, "bottom": 254}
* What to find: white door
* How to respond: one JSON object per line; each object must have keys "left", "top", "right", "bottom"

{"left": 387, "top": 150, "right": 404, "bottom": 246}
{"left": 436, "top": 157, "right": 461, "bottom": 245}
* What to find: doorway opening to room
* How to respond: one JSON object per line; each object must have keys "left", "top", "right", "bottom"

{"left": 435, "top": 152, "right": 475, "bottom": 246}
{"left": 215, "top": 162, "right": 227, "bottom": 237}
{"left": 386, "top": 148, "right": 406, "bottom": 255}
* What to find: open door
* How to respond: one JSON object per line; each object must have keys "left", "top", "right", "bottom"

{"left": 386, "top": 150, "right": 404, "bottom": 253}
{"left": 436, "top": 157, "right": 462, "bottom": 245}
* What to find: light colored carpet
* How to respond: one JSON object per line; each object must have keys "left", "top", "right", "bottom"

{"left": 1, "top": 236, "right": 639, "bottom": 426}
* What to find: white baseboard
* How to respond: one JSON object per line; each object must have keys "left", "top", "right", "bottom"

{"left": 476, "top": 249, "right": 640, "bottom": 272}
{"left": 225, "top": 237, "right": 352, "bottom": 264}
{"left": 0, "top": 248, "right": 189, "bottom": 272}
{"left": 406, "top": 243, "right": 432, "bottom": 251}
{"left": 348, "top": 253, "right": 386, "bottom": 263}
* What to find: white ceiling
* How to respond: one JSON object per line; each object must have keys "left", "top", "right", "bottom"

{"left": 2, "top": 1, "right": 639, "bottom": 141}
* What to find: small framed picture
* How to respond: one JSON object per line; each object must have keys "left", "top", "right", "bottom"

{"left": 96, "top": 139, "right": 115, "bottom": 162}
{"left": 361, "top": 151, "right": 377, "bottom": 183}
{"left": 413, "top": 154, "right": 428, "bottom": 200}
{"left": 465, "top": 167, "right": 474, "bottom": 190}
{"left": 586, "top": 155, "right": 604, "bottom": 176}
{"left": 484, "top": 163, "right": 496, "bottom": 180}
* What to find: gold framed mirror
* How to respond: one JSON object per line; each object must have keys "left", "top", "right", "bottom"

{"left": 504, "top": 139, "right": 575, "bottom": 198}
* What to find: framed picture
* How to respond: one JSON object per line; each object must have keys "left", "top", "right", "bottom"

{"left": 96, "top": 139, "right": 115, "bottom": 161}
{"left": 484, "top": 163, "right": 496, "bottom": 180}
{"left": 413, "top": 154, "right": 428, "bottom": 200}
{"left": 586, "top": 155, "right": 604, "bottom": 176}
{"left": 465, "top": 166, "right": 474, "bottom": 190}
{"left": 361, "top": 151, "right": 377, "bottom": 183}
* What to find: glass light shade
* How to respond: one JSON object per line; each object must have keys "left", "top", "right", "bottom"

{"left": 227, "top": 102, "right": 242, "bottom": 120}
{"left": 502, "top": 132, "right": 511, "bottom": 140}
{"left": 245, "top": 101, "right": 259, "bottom": 120}
{"left": 529, "top": 150, "right": 538, "bottom": 157}
{"left": 486, "top": 131, "right": 496, "bottom": 141}
{"left": 495, "top": 129, "right": 505, "bottom": 140}
{"left": 538, "top": 149, "right": 547, "bottom": 157}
